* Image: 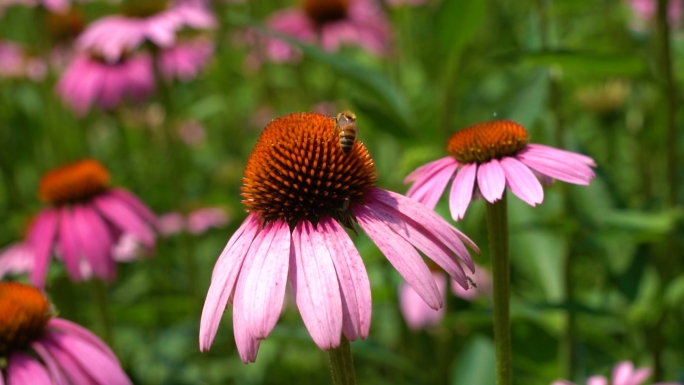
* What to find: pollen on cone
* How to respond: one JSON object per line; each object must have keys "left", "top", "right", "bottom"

{"left": 446, "top": 120, "right": 529, "bottom": 164}
{"left": 0, "top": 282, "right": 52, "bottom": 356}
{"left": 241, "top": 112, "right": 376, "bottom": 228}
{"left": 38, "top": 159, "right": 111, "bottom": 205}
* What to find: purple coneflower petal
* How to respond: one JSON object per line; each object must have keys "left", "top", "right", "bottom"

{"left": 499, "top": 157, "right": 544, "bottom": 206}
{"left": 200, "top": 214, "right": 260, "bottom": 351}
{"left": 477, "top": 159, "right": 506, "bottom": 203}
{"left": 72, "top": 205, "right": 114, "bottom": 281}
{"left": 587, "top": 377, "right": 608, "bottom": 385}
{"left": 318, "top": 217, "right": 371, "bottom": 341}
{"left": 6, "top": 353, "right": 52, "bottom": 384}
{"left": 28, "top": 208, "right": 59, "bottom": 288}
{"left": 58, "top": 207, "right": 84, "bottom": 281}
{"left": 48, "top": 319, "right": 118, "bottom": 362}
{"left": 516, "top": 151, "right": 595, "bottom": 185}
{"left": 612, "top": 361, "right": 650, "bottom": 385}
{"left": 404, "top": 157, "right": 454, "bottom": 183}
{"left": 291, "top": 221, "right": 342, "bottom": 350}
{"left": 355, "top": 204, "right": 442, "bottom": 310}
{"left": 366, "top": 188, "right": 478, "bottom": 271}
{"left": 93, "top": 194, "right": 154, "bottom": 248}
{"left": 449, "top": 162, "right": 477, "bottom": 220}
{"left": 361, "top": 197, "right": 468, "bottom": 287}
{"left": 31, "top": 342, "right": 69, "bottom": 385}
{"left": 106, "top": 189, "right": 157, "bottom": 226}
{"left": 405, "top": 157, "right": 458, "bottom": 209}
{"left": 399, "top": 272, "right": 447, "bottom": 330}
{"left": 525, "top": 143, "right": 596, "bottom": 166}
{"left": 0, "top": 242, "right": 34, "bottom": 279}
{"left": 232, "top": 264, "right": 261, "bottom": 363}
{"left": 42, "top": 338, "right": 93, "bottom": 385}
{"left": 241, "top": 220, "right": 290, "bottom": 339}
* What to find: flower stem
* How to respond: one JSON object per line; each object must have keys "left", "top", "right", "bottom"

{"left": 92, "top": 279, "right": 116, "bottom": 351}
{"left": 485, "top": 195, "right": 511, "bottom": 385}
{"left": 328, "top": 337, "right": 357, "bottom": 385}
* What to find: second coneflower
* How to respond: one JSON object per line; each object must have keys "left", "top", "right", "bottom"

{"left": 200, "top": 112, "right": 479, "bottom": 363}
{"left": 28, "top": 159, "right": 157, "bottom": 287}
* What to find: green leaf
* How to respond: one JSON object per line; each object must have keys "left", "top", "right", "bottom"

{"left": 451, "top": 337, "right": 496, "bottom": 385}
{"left": 497, "top": 50, "right": 646, "bottom": 77}
{"left": 501, "top": 69, "right": 550, "bottom": 128}
{"left": 437, "top": 0, "right": 487, "bottom": 55}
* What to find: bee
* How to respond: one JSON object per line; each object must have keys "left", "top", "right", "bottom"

{"left": 335, "top": 110, "right": 358, "bottom": 154}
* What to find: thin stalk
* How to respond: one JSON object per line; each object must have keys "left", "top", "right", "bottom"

{"left": 485, "top": 195, "right": 511, "bottom": 385}
{"left": 92, "top": 279, "right": 115, "bottom": 351}
{"left": 328, "top": 337, "right": 357, "bottom": 385}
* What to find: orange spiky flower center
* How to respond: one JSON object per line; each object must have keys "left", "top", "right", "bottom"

{"left": 446, "top": 120, "right": 529, "bottom": 164}
{"left": 0, "top": 282, "right": 52, "bottom": 357}
{"left": 242, "top": 112, "right": 377, "bottom": 230}
{"left": 303, "top": 0, "right": 349, "bottom": 25}
{"left": 39, "top": 159, "right": 111, "bottom": 205}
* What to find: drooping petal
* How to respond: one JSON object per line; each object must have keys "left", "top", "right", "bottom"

{"left": 28, "top": 208, "right": 59, "bottom": 288}
{"left": 319, "top": 217, "right": 372, "bottom": 341}
{"left": 58, "top": 207, "right": 84, "bottom": 281}
{"left": 516, "top": 151, "right": 595, "bottom": 185}
{"left": 361, "top": 197, "right": 468, "bottom": 287}
{"left": 232, "top": 257, "right": 261, "bottom": 363}
{"left": 499, "top": 157, "right": 544, "bottom": 206}
{"left": 0, "top": 242, "right": 34, "bottom": 279}
{"left": 477, "top": 159, "right": 506, "bottom": 202}
{"left": 93, "top": 193, "right": 155, "bottom": 248}
{"left": 290, "top": 221, "right": 343, "bottom": 350}
{"left": 354, "top": 204, "right": 442, "bottom": 310}
{"left": 448, "top": 163, "right": 477, "bottom": 220}
{"left": 524, "top": 143, "right": 596, "bottom": 166}
{"left": 48, "top": 318, "right": 117, "bottom": 362}
{"left": 32, "top": 341, "right": 71, "bottom": 385}
{"left": 72, "top": 204, "right": 114, "bottom": 281}
{"left": 6, "top": 353, "right": 52, "bottom": 385}
{"left": 241, "top": 220, "right": 290, "bottom": 339}
{"left": 41, "top": 337, "right": 109, "bottom": 385}
{"left": 200, "top": 214, "right": 261, "bottom": 351}
{"left": 586, "top": 376, "right": 608, "bottom": 385}
{"left": 365, "top": 188, "right": 478, "bottom": 272}
{"left": 105, "top": 189, "right": 157, "bottom": 226}
{"left": 399, "top": 272, "right": 447, "bottom": 330}
{"left": 404, "top": 157, "right": 455, "bottom": 183}
{"left": 405, "top": 157, "right": 459, "bottom": 209}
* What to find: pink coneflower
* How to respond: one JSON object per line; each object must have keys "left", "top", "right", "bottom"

{"left": 405, "top": 120, "right": 596, "bottom": 221}
{"left": 76, "top": 1, "right": 216, "bottom": 63}
{"left": 248, "top": 0, "right": 391, "bottom": 65}
{"left": 56, "top": 52, "right": 155, "bottom": 116}
{"left": 200, "top": 112, "right": 479, "bottom": 363}
{"left": 399, "top": 264, "right": 491, "bottom": 330}
{"left": 27, "top": 159, "right": 157, "bottom": 288}
{"left": 629, "top": 0, "right": 682, "bottom": 29}
{"left": 158, "top": 36, "right": 213, "bottom": 81}
{"left": 157, "top": 207, "right": 229, "bottom": 236}
{"left": 552, "top": 360, "right": 683, "bottom": 385}
{"left": 0, "top": 282, "right": 131, "bottom": 385}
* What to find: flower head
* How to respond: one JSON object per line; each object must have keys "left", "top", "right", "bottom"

{"left": 200, "top": 112, "right": 479, "bottom": 362}
{"left": 245, "top": 0, "right": 391, "bottom": 66}
{"left": 56, "top": 51, "right": 155, "bottom": 115}
{"left": 552, "top": 360, "right": 683, "bottom": 385}
{"left": 0, "top": 282, "right": 131, "bottom": 384}
{"left": 76, "top": 1, "right": 216, "bottom": 63}
{"left": 405, "top": 120, "right": 596, "bottom": 220}
{"left": 28, "top": 159, "right": 157, "bottom": 287}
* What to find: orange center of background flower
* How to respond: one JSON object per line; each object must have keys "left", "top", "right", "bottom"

{"left": 242, "top": 112, "right": 377, "bottom": 229}
{"left": 446, "top": 120, "right": 529, "bottom": 164}
{"left": 39, "top": 159, "right": 111, "bottom": 205}
{"left": 0, "top": 282, "right": 52, "bottom": 357}
{"left": 47, "top": 8, "right": 85, "bottom": 42}
{"left": 303, "top": 0, "right": 349, "bottom": 25}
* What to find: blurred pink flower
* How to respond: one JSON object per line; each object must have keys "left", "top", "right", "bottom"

{"left": 178, "top": 119, "right": 207, "bottom": 145}
{"left": 629, "top": 0, "right": 682, "bottom": 29}
{"left": 28, "top": 159, "right": 157, "bottom": 287}
{"left": 552, "top": 360, "right": 683, "bottom": 385}
{"left": 0, "top": 41, "right": 47, "bottom": 81}
{"left": 245, "top": 0, "right": 391, "bottom": 66}
{"left": 399, "top": 265, "right": 491, "bottom": 330}
{"left": 56, "top": 52, "right": 155, "bottom": 116}
{"left": 0, "top": 242, "right": 34, "bottom": 279}
{"left": 405, "top": 121, "right": 596, "bottom": 220}
{"left": 158, "top": 207, "right": 229, "bottom": 236}
{"left": 76, "top": 2, "right": 216, "bottom": 63}
{"left": 200, "top": 113, "right": 479, "bottom": 363}
{"left": 0, "top": 282, "right": 131, "bottom": 385}
{"left": 158, "top": 37, "right": 214, "bottom": 81}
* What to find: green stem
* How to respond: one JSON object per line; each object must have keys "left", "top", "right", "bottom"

{"left": 92, "top": 279, "right": 115, "bottom": 351}
{"left": 485, "top": 195, "right": 511, "bottom": 385}
{"left": 328, "top": 337, "right": 357, "bottom": 385}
